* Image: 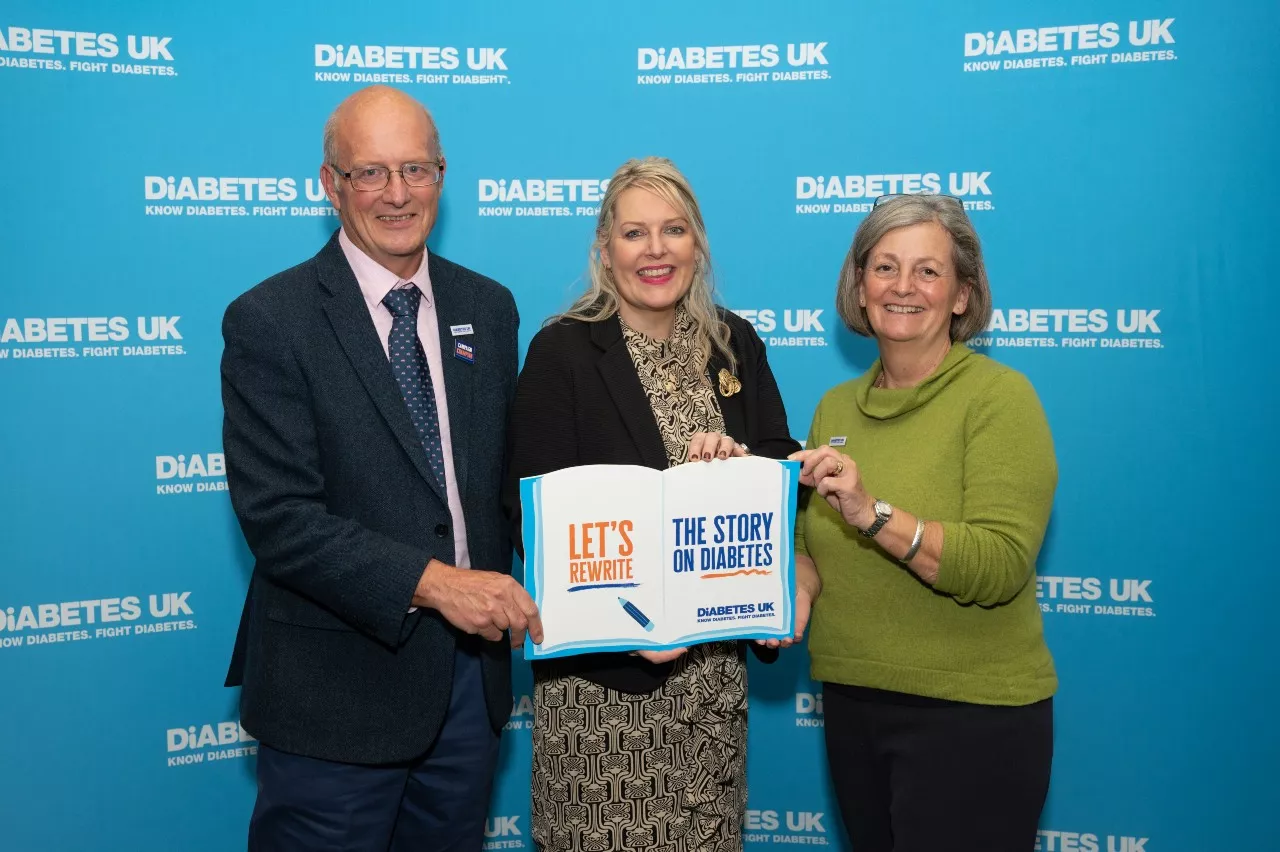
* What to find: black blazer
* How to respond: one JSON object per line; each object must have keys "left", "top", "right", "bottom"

{"left": 504, "top": 309, "right": 800, "bottom": 694}
{"left": 221, "top": 231, "right": 518, "bottom": 764}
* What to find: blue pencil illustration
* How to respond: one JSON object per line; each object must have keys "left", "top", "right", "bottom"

{"left": 618, "top": 596, "right": 655, "bottom": 632}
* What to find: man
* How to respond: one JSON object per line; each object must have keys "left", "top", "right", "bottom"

{"left": 221, "top": 85, "right": 542, "bottom": 851}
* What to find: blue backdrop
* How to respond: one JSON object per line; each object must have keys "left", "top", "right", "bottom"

{"left": 3, "top": 2, "right": 1277, "bottom": 850}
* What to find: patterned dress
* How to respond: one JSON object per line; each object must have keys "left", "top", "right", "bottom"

{"left": 530, "top": 309, "right": 749, "bottom": 852}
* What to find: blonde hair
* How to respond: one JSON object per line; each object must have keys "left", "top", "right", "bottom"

{"left": 558, "top": 156, "right": 734, "bottom": 372}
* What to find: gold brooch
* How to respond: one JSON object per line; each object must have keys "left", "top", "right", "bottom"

{"left": 718, "top": 369, "right": 742, "bottom": 397}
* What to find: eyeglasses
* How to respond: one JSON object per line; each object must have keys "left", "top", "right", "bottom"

{"left": 330, "top": 160, "right": 444, "bottom": 192}
{"left": 874, "top": 193, "right": 964, "bottom": 208}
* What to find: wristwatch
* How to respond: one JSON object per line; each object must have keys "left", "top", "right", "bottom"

{"left": 860, "top": 499, "right": 892, "bottom": 538}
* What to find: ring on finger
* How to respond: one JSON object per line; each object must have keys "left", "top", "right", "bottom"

{"left": 832, "top": 459, "right": 845, "bottom": 477}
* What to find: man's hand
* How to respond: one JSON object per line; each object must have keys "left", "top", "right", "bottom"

{"left": 413, "top": 560, "right": 544, "bottom": 648}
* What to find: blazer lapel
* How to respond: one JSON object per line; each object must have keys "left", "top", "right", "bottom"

{"left": 316, "top": 234, "right": 447, "bottom": 504}
{"left": 592, "top": 317, "right": 669, "bottom": 470}
{"left": 428, "top": 254, "right": 474, "bottom": 500}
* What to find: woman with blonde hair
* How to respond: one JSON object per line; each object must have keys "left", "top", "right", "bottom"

{"left": 505, "top": 156, "right": 818, "bottom": 851}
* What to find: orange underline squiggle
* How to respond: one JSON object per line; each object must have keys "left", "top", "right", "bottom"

{"left": 701, "top": 569, "right": 773, "bottom": 579}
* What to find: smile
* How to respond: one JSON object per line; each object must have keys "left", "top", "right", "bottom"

{"left": 377, "top": 214, "right": 415, "bottom": 222}
{"left": 884, "top": 305, "right": 924, "bottom": 314}
{"left": 637, "top": 266, "right": 675, "bottom": 284}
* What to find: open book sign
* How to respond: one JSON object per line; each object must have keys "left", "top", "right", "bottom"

{"left": 519, "top": 457, "right": 799, "bottom": 658}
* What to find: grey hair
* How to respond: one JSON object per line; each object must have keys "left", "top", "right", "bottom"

{"left": 557, "top": 156, "right": 735, "bottom": 373}
{"left": 321, "top": 88, "right": 444, "bottom": 168}
{"left": 835, "top": 195, "right": 992, "bottom": 343}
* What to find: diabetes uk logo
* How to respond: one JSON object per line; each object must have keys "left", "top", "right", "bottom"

{"left": 971, "top": 308, "right": 1164, "bottom": 352}
{"left": 1037, "top": 575, "right": 1157, "bottom": 619}
{"left": 0, "top": 315, "right": 185, "bottom": 360}
{"left": 794, "top": 172, "right": 996, "bottom": 215}
{"left": 1036, "top": 829, "right": 1152, "bottom": 851}
{"left": 155, "top": 452, "right": 228, "bottom": 496}
{"left": 143, "top": 174, "right": 335, "bottom": 219}
{"left": 476, "top": 177, "right": 612, "bottom": 219}
{"left": 166, "top": 719, "right": 257, "bottom": 768}
{"left": 732, "top": 308, "right": 828, "bottom": 349}
{"left": 0, "top": 25, "right": 177, "bottom": 76}
{"left": 795, "top": 689, "right": 824, "bottom": 728}
{"left": 743, "top": 808, "right": 830, "bottom": 846}
{"left": 0, "top": 592, "right": 198, "bottom": 651}
{"left": 313, "top": 41, "right": 511, "bottom": 86}
{"left": 962, "top": 17, "right": 1177, "bottom": 73}
{"left": 636, "top": 40, "right": 832, "bottom": 86}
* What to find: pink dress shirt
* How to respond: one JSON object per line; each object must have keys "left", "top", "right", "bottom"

{"left": 339, "top": 229, "right": 471, "bottom": 572}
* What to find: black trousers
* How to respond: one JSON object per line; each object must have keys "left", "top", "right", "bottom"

{"left": 823, "top": 683, "right": 1053, "bottom": 852}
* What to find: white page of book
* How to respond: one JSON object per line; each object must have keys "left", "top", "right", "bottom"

{"left": 658, "top": 456, "right": 793, "bottom": 644}
{"left": 525, "top": 464, "right": 664, "bottom": 654}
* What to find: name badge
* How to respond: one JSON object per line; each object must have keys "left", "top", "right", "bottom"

{"left": 829, "top": 436, "right": 847, "bottom": 447}
{"left": 454, "top": 340, "right": 475, "bottom": 363}
{"left": 450, "top": 324, "right": 474, "bottom": 336}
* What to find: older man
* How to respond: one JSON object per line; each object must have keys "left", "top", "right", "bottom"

{"left": 221, "top": 85, "right": 541, "bottom": 851}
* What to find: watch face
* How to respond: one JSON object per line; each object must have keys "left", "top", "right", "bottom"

{"left": 875, "top": 500, "right": 892, "bottom": 519}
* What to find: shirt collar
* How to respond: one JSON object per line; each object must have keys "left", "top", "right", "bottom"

{"left": 338, "top": 228, "right": 432, "bottom": 312}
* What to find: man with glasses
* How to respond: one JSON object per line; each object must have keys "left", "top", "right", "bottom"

{"left": 220, "top": 85, "right": 541, "bottom": 851}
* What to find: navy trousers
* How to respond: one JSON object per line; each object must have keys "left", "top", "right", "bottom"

{"left": 248, "top": 647, "right": 499, "bottom": 852}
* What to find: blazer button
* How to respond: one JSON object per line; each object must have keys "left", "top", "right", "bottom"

{"left": 435, "top": 523, "right": 450, "bottom": 538}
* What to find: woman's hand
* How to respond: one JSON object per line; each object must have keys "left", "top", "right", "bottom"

{"left": 686, "top": 432, "right": 749, "bottom": 462}
{"left": 757, "top": 553, "right": 821, "bottom": 649}
{"left": 789, "top": 447, "right": 876, "bottom": 531}
{"left": 756, "top": 586, "right": 813, "bottom": 650}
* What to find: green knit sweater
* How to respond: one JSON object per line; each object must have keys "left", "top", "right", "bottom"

{"left": 796, "top": 344, "right": 1058, "bottom": 706}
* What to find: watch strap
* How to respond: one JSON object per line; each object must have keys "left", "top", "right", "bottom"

{"left": 861, "top": 499, "right": 891, "bottom": 538}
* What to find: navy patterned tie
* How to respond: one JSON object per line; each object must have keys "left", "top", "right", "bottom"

{"left": 382, "top": 286, "right": 446, "bottom": 488}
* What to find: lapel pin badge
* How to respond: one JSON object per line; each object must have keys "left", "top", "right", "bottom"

{"left": 829, "top": 436, "right": 847, "bottom": 447}
{"left": 454, "top": 340, "right": 475, "bottom": 363}
{"left": 717, "top": 368, "right": 741, "bottom": 397}
{"left": 450, "top": 324, "right": 474, "bottom": 336}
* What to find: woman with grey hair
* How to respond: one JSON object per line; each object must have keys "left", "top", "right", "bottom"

{"left": 505, "top": 156, "right": 819, "bottom": 851}
{"left": 789, "top": 194, "right": 1058, "bottom": 851}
